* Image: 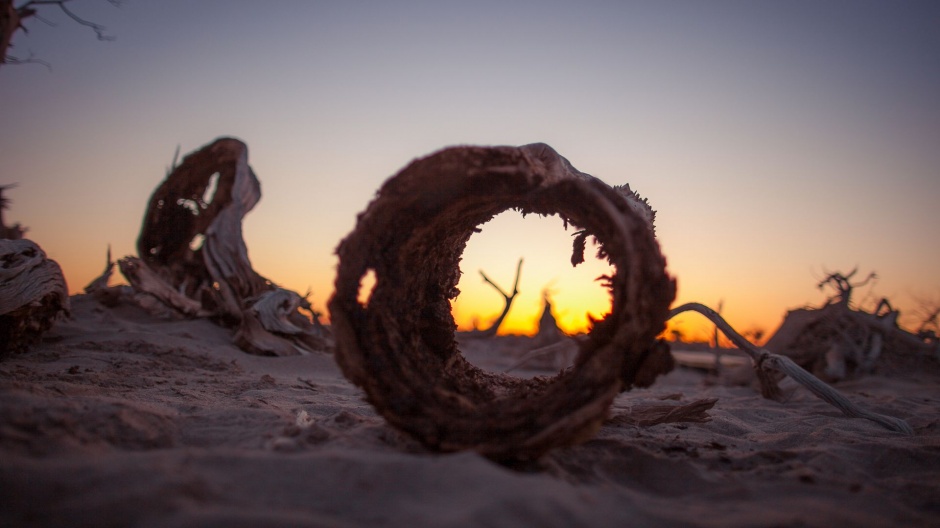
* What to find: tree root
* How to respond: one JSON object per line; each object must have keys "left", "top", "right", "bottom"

{"left": 329, "top": 143, "right": 676, "bottom": 461}
{"left": 670, "top": 302, "right": 913, "bottom": 435}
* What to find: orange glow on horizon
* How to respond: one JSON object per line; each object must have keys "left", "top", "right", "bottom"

{"left": 449, "top": 211, "right": 616, "bottom": 336}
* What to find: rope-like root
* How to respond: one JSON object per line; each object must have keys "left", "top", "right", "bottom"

{"left": 669, "top": 302, "right": 913, "bottom": 435}
{"left": 329, "top": 143, "right": 676, "bottom": 461}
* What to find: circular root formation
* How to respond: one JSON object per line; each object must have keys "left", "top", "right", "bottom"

{"left": 328, "top": 143, "right": 676, "bottom": 461}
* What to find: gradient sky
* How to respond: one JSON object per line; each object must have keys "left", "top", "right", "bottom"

{"left": 2, "top": 1, "right": 939, "bottom": 339}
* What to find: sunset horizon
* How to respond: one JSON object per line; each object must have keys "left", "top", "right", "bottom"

{"left": 2, "top": 0, "right": 938, "bottom": 344}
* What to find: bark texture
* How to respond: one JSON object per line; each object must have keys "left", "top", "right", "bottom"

{"left": 329, "top": 143, "right": 676, "bottom": 461}
{"left": 0, "top": 239, "right": 69, "bottom": 358}
{"left": 119, "top": 137, "right": 329, "bottom": 355}
{"left": 764, "top": 302, "right": 936, "bottom": 380}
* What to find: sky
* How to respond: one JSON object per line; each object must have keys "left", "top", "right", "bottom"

{"left": 2, "top": 0, "right": 939, "bottom": 340}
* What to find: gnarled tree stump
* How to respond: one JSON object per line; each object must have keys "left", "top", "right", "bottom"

{"left": 763, "top": 270, "right": 937, "bottom": 380}
{"left": 329, "top": 143, "right": 675, "bottom": 461}
{"left": 0, "top": 239, "right": 69, "bottom": 358}
{"left": 119, "top": 137, "right": 329, "bottom": 355}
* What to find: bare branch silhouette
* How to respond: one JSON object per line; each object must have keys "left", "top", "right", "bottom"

{"left": 0, "top": 184, "right": 27, "bottom": 239}
{"left": 475, "top": 257, "right": 523, "bottom": 338}
{"left": 1, "top": 0, "right": 122, "bottom": 68}
{"left": 818, "top": 267, "right": 877, "bottom": 306}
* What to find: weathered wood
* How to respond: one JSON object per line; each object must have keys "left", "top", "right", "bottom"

{"left": 133, "top": 137, "right": 270, "bottom": 321}
{"left": 329, "top": 143, "right": 676, "bottom": 461}
{"left": 233, "top": 289, "right": 331, "bottom": 356}
{"left": 118, "top": 256, "right": 207, "bottom": 317}
{"left": 669, "top": 302, "right": 913, "bottom": 435}
{"left": 0, "top": 239, "right": 69, "bottom": 358}
{"left": 764, "top": 299, "right": 935, "bottom": 380}
{"left": 120, "top": 137, "right": 330, "bottom": 356}
{"left": 607, "top": 398, "right": 718, "bottom": 427}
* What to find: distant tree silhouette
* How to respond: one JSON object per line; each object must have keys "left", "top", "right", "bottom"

{"left": 474, "top": 258, "right": 523, "bottom": 338}
{"left": 0, "top": 184, "right": 26, "bottom": 239}
{"left": 1, "top": 0, "right": 120, "bottom": 68}
{"left": 818, "top": 267, "right": 876, "bottom": 307}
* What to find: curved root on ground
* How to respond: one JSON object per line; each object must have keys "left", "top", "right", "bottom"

{"left": 669, "top": 302, "right": 913, "bottom": 435}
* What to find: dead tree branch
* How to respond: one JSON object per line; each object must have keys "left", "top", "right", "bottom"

{"left": 669, "top": 302, "right": 913, "bottom": 435}
{"left": 476, "top": 257, "right": 522, "bottom": 338}
{"left": 118, "top": 137, "right": 331, "bottom": 355}
{"left": 1, "top": 0, "right": 121, "bottom": 68}
{"left": 818, "top": 267, "right": 876, "bottom": 307}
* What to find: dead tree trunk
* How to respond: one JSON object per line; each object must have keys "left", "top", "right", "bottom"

{"left": 119, "top": 137, "right": 330, "bottom": 355}
{"left": 0, "top": 239, "right": 69, "bottom": 358}
{"left": 130, "top": 137, "right": 270, "bottom": 321}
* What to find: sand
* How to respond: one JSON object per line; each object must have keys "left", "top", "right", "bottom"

{"left": 2, "top": 294, "right": 938, "bottom": 527}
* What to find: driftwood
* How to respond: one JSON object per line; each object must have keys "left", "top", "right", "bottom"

{"left": 0, "top": 239, "right": 69, "bottom": 358}
{"left": 607, "top": 397, "right": 718, "bottom": 427}
{"left": 117, "top": 137, "right": 330, "bottom": 355}
{"left": 234, "top": 289, "right": 331, "bottom": 356}
{"left": 329, "top": 143, "right": 676, "bottom": 461}
{"left": 763, "top": 270, "right": 936, "bottom": 380}
{"left": 131, "top": 137, "right": 270, "bottom": 321}
{"left": 117, "top": 256, "right": 207, "bottom": 318}
{"left": 670, "top": 302, "right": 913, "bottom": 435}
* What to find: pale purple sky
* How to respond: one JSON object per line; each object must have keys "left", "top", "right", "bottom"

{"left": 2, "top": 1, "right": 938, "bottom": 335}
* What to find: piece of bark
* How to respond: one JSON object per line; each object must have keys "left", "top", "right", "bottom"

{"left": 607, "top": 398, "right": 718, "bottom": 427}
{"left": 233, "top": 289, "right": 331, "bottom": 356}
{"left": 234, "top": 308, "right": 302, "bottom": 357}
{"left": 329, "top": 143, "right": 676, "bottom": 461}
{"left": 117, "top": 256, "right": 206, "bottom": 318}
{"left": 0, "top": 239, "right": 69, "bottom": 358}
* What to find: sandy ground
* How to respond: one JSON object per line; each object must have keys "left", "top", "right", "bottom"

{"left": 2, "top": 294, "right": 939, "bottom": 527}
